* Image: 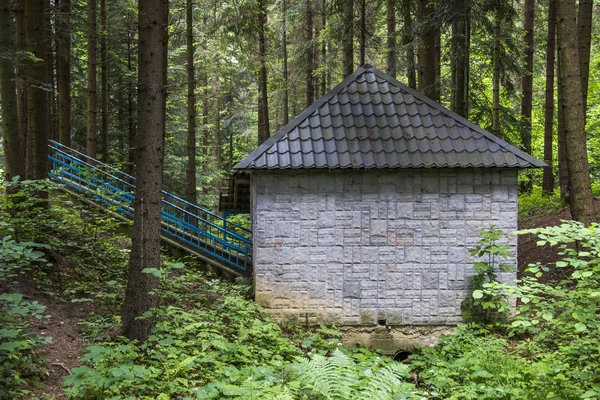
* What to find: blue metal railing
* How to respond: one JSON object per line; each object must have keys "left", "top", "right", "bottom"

{"left": 48, "top": 140, "right": 252, "bottom": 273}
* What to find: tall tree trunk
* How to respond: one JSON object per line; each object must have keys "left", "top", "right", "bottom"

{"left": 557, "top": 49, "right": 569, "bottom": 198}
{"left": 57, "top": 0, "right": 70, "bottom": 146}
{"left": 320, "top": 0, "right": 326, "bottom": 95}
{"left": 122, "top": 0, "right": 169, "bottom": 343}
{"left": 417, "top": 0, "right": 437, "bottom": 100}
{"left": 451, "top": 1, "right": 469, "bottom": 117}
{"left": 200, "top": 69, "right": 208, "bottom": 174}
{"left": 1, "top": 1, "right": 23, "bottom": 180}
{"left": 257, "top": 0, "right": 269, "bottom": 144}
{"left": 342, "top": 0, "right": 353, "bottom": 77}
{"left": 402, "top": 0, "right": 416, "bottom": 89}
{"left": 492, "top": 9, "right": 502, "bottom": 138}
{"left": 542, "top": 0, "right": 556, "bottom": 195}
{"left": 577, "top": 0, "right": 592, "bottom": 123}
{"left": 556, "top": 0, "right": 594, "bottom": 224}
{"left": 15, "top": 0, "right": 28, "bottom": 163}
{"left": 185, "top": 0, "right": 197, "bottom": 205}
{"left": 127, "top": 25, "right": 136, "bottom": 175}
{"left": 519, "top": 0, "right": 535, "bottom": 193}
{"left": 305, "top": 0, "right": 315, "bottom": 107}
{"left": 44, "top": 0, "right": 56, "bottom": 142}
{"left": 87, "top": 0, "right": 97, "bottom": 158}
{"left": 282, "top": 0, "right": 289, "bottom": 124}
{"left": 213, "top": 84, "right": 222, "bottom": 173}
{"left": 359, "top": 0, "right": 366, "bottom": 66}
{"left": 100, "top": 0, "right": 108, "bottom": 162}
{"left": 25, "top": 0, "right": 50, "bottom": 180}
{"left": 386, "top": 0, "right": 396, "bottom": 77}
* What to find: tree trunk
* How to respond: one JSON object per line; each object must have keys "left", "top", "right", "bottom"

{"left": 577, "top": 0, "right": 592, "bottom": 123}
{"left": 25, "top": 0, "right": 50, "bottom": 180}
{"left": 305, "top": 0, "right": 315, "bottom": 107}
{"left": 122, "top": 0, "right": 168, "bottom": 343}
{"left": 417, "top": 0, "right": 437, "bottom": 100}
{"left": 87, "top": 0, "right": 97, "bottom": 158}
{"left": 342, "top": 0, "right": 353, "bottom": 77}
{"left": 185, "top": 0, "right": 197, "bottom": 205}
{"left": 519, "top": 0, "right": 535, "bottom": 193}
{"left": 402, "top": 0, "right": 416, "bottom": 89}
{"left": 557, "top": 49, "right": 569, "bottom": 198}
{"left": 542, "top": 0, "right": 556, "bottom": 195}
{"left": 44, "top": 0, "right": 56, "bottom": 142}
{"left": 451, "top": 1, "right": 469, "bottom": 118}
{"left": 100, "top": 0, "right": 108, "bottom": 162}
{"left": 257, "top": 0, "right": 269, "bottom": 144}
{"left": 359, "top": 0, "right": 366, "bottom": 66}
{"left": 492, "top": 9, "right": 501, "bottom": 138}
{"left": 127, "top": 24, "right": 136, "bottom": 175}
{"left": 57, "top": 0, "right": 70, "bottom": 146}
{"left": 386, "top": 0, "right": 396, "bottom": 77}
{"left": 213, "top": 84, "right": 222, "bottom": 173}
{"left": 15, "top": 0, "right": 28, "bottom": 163}
{"left": 555, "top": 0, "right": 594, "bottom": 224}
{"left": 320, "top": 0, "right": 326, "bottom": 95}
{"left": 1, "top": 0, "right": 23, "bottom": 180}
{"left": 282, "top": 0, "right": 289, "bottom": 124}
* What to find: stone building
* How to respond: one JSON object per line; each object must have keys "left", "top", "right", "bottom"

{"left": 235, "top": 65, "right": 544, "bottom": 343}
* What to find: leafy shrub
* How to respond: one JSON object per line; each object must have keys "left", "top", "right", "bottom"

{"left": 461, "top": 226, "right": 514, "bottom": 324}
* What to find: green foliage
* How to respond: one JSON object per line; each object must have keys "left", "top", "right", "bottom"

{"left": 517, "top": 187, "right": 564, "bottom": 222}
{"left": 413, "top": 222, "right": 600, "bottom": 399}
{"left": 461, "top": 226, "right": 514, "bottom": 324}
{"left": 197, "top": 348, "right": 420, "bottom": 400}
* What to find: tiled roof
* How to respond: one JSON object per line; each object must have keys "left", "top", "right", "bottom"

{"left": 235, "top": 65, "right": 546, "bottom": 170}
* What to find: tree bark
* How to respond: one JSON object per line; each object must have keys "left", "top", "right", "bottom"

{"left": 402, "top": 0, "right": 416, "bottom": 89}
{"left": 320, "top": 0, "right": 326, "bottom": 95}
{"left": 1, "top": 0, "right": 23, "bottom": 180}
{"left": 100, "top": 0, "right": 108, "bottom": 162}
{"left": 25, "top": 0, "right": 50, "bottom": 180}
{"left": 122, "top": 0, "right": 168, "bottom": 343}
{"left": 542, "top": 0, "right": 556, "bottom": 195}
{"left": 417, "top": 0, "right": 437, "bottom": 100}
{"left": 305, "top": 0, "right": 315, "bottom": 107}
{"left": 359, "top": 0, "right": 366, "bottom": 66}
{"left": 557, "top": 49, "right": 569, "bottom": 198}
{"left": 451, "top": 1, "right": 469, "bottom": 118}
{"left": 342, "top": 0, "right": 353, "bottom": 77}
{"left": 492, "top": 9, "right": 502, "bottom": 138}
{"left": 282, "top": 0, "right": 289, "bottom": 124}
{"left": 185, "top": 0, "right": 197, "bottom": 205}
{"left": 57, "top": 0, "right": 70, "bottom": 146}
{"left": 577, "top": 0, "right": 592, "bottom": 123}
{"left": 386, "top": 0, "right": 396, "bottom": 77}
{"left": 555, "top": 0, "right": 594, "bottom": 224}
{"left": 257, "top": 0, "right": 269, "bottom": 144}
{"left": 15, "top": 0, "right": 28, "bottom": 163}
{"left": 519, "top": 0, "right": 535, "bottom": 193}
{"left": 87, "top": 0, "right": 97, "bottom": 158}
{"left": 213, "top": 83, "right": 222, "bottom": 173}
{"left": 44, "top": 0, "right": 55, "bottom": 142}
{"left": 127, "top": 23, "right": 136, "bottom": 175}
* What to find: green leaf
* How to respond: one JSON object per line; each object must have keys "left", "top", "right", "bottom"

{"left": 555, "top": 261, "right": 568, "bottom": 267}
{"left": 141, "top": 268, "right": 163, "bottom": 277}
{"left": 574, "top": 323, "right": 587, "bottom": 332}
{"left": 472, "top": 290, "right": 483, "bottom": 299}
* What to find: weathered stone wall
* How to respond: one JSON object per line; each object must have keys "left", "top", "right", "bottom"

{"left": 251, "top": 169, "right": 518, "bottom": 327}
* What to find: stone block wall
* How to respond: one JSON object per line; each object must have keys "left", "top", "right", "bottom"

{"left": 251, "top": 169, "right": 518, "bottom": 326}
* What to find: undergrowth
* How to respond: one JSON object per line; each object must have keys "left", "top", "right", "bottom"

{"left": 517, "top": 186, "right": 564, "bottom": 222}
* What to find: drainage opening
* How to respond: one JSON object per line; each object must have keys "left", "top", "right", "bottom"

{"left": 393, "top": 351, "right": 412, "bottom": 362}
{"left": 377, "top": 318, "right": 386, "bottom": 326}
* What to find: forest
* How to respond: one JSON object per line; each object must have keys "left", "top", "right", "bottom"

{"left": 1, "top": 0, "right": 600, "bottom": 398}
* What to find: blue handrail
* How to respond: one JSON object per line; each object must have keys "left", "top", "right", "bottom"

{"left": 47, "top": 140, "right": 252, "bottom": 273}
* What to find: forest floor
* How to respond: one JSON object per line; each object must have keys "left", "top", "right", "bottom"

{"left": 22, "top": 198, "right": 600, "bottom": 399}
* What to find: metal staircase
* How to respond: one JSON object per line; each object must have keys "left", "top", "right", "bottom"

{"left": 48, "top": 140, "right": 252, "bottom": 275}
